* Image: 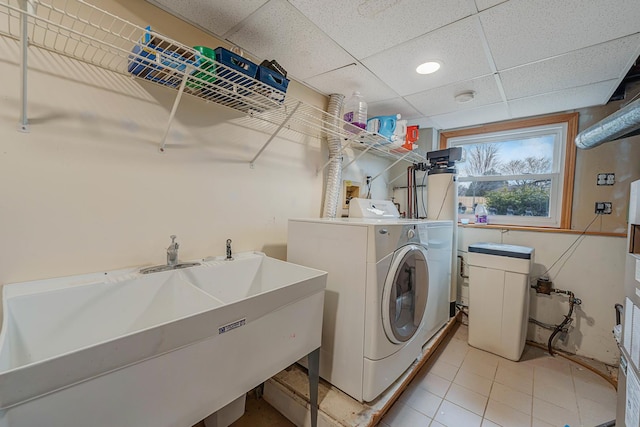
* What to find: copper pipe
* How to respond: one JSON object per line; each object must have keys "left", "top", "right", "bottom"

{"left": 407, "top": 166, "right": 414, "bottom": 219}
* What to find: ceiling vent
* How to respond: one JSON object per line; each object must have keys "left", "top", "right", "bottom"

{"left": 609, "top": 56, "right": 640, "bottom": 102}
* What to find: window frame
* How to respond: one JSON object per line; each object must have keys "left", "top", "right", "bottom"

{"left": 440, "top": 113, "right": 578, "bottom": 229}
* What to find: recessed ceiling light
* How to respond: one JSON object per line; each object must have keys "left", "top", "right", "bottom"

{"left": 416, "top": 61, "right": 441, "bottom": 75}
{"left": 455, "top": 90, "right": 476, "bottom": 103}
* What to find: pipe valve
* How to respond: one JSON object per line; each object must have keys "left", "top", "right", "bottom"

{"left": 533, "top": 277, "right": 553, "bottom": 294}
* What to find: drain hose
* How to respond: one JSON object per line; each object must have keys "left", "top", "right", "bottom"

{"left": 322, "top": 94, "right": 345, "bottom": 218}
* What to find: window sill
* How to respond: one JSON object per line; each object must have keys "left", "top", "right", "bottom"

{"left": 458, "top": 222, "right": 626, "bottom": 237}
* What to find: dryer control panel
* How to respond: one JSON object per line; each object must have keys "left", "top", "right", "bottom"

{"left": 372, "top": 224, "right": 423, "bottom": 262}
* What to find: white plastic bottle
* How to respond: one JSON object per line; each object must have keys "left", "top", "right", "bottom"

{"left": 343, "top": 91, "right": 367, "bottom": 132}
{"left": 475, "top": 203, "right": 488, "bottom": 225}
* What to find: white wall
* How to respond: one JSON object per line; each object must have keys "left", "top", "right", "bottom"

{"left": 458, "top": 227, "right": 625, "bottom": 365}
{"left": 339, "top": 147, "right": 397, "bottom": 216}
{"left": 0, "top": 38, "right": 323, "bottom": 277}
{"left": 0, "top": 5, "right": 332, "bottom": 331}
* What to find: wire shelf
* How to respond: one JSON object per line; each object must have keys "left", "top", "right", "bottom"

{"left": 249, "top": 99, "right": 426, "bottom": 164}
{"left": 0, "top": 0, "right": 425, "bottom": 164}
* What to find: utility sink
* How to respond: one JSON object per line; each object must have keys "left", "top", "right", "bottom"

{"left": 2, "top": 273, "right": 222, "bottom": 371}
{"left": 0, "top": 252, "right": 327, "bottom": 427}
{"left": 185, "top": 254, "right": 328, "bottom": 306}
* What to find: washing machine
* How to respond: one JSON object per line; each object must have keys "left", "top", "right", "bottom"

{"left": 287, "top": 199, "right": 452, "bottom": 402}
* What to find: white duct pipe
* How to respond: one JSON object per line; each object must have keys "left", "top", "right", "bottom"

{"left": 575, "top": 97, "right": 640, "bottom": 149}
{"left": 322, "top": 94, "right": 345, "bottom": 218}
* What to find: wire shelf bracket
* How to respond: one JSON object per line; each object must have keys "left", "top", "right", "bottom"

{"left": 159, "top": 67, "right": 192, "bottom": 152}
{"left": 370, "top": 151, "right": 415, "bottom": 183}
{"left": 18, "top": 0, "right": 34, "bottom": 133}
{"left": 249, "top": 100, "right": 301, "bottom": 168}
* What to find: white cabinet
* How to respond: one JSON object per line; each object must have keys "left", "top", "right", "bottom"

{"left": 467, "top": 243, "right": 534, "bottom": 361}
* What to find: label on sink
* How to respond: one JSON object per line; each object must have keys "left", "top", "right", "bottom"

{"left": 219, "top": 318, "right": 246, "bottom": 334}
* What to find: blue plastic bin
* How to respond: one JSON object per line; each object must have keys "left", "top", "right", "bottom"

{"left": 214, "top": 47, "right": 258, "bottom": 84}
{"left": 128, "top": 26, "right": 199, "bottom": 87}
{"left": 256, "top": 65, "right": 289, "bottom": 94}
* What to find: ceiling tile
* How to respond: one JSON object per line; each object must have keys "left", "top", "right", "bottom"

{"left": 429, "top": 102, "right": 510, "bottom": 129}
{"left": 508, "top": 80, "right": 619, "bottom": 119}
{"left": 288, "top": 0, "right": 473, "bottom": 60}
{"left": 405, "top": 74, "right": 502, "bottom": 116}
{"left": 150, "top": 0, "right": 640, "bottom": 131}
{"left": 480, "top": 0, "right": 640, "bottom": 70}
{"left": 474, "top": 0, "right": 507, "bottom": 11}
{"left": 147, "top": 0, "right": 268, "bottom": 37}
{"left": 367, "top": 97, "right": 422, "bottom": 121}
{"left": 224, "top": 0, "right": 355, "bottom": 80}
{"left": 361, "top": 17, "right": 493, "bottom": 96}
{"left": 304, "top": 63, "right": 398, "bottom": 103}
{"left": 500, "top": 34, "right": 640, "bottom": 100}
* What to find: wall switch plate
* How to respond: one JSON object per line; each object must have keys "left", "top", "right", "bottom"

{"left": 595, "top": 201, "right": 612, "bottom": 214}
{"left": 597, "top": 173, "right": 615, "bottom": 185}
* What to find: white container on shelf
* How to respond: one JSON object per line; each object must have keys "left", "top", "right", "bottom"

{"left": 343, "top": 91, "right": 367, "bottom": 131}
{"left": 474, "top": 203, "right": 488, "bottom": 224}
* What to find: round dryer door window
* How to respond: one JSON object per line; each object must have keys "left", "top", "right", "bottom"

{"left": 382, "top": 244, "right": 429, "bottom": 344}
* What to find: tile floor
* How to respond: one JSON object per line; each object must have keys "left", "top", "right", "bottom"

{"left": 380, "top": 324, "right": 618, "bottom": 427}
{"left": 195, "top": 322, "right": 618, "bottom": 427}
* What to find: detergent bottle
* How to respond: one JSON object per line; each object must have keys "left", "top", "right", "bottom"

{"left": 343, "top": 91, "right": 367, "bottom": 132}
{"left": 475, "top": 203, "right": 488, "bottom": 225}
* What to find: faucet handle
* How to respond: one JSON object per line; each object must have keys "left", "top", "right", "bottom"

{"left": 169, "top": 235, "right": 178, "bottom": 248}
{"left": 226, "top": 239, "right": 233, "bottom": 261}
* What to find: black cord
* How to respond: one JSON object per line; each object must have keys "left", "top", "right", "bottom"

{"left": 420, "top": 171, "right": 427, "bottom": 218}
{"left": 435, "top": 176, "right": 454, "bottom": 220}
{"left": 537, "top": 214, "right": 599, "bottom": 281}
{"left": 413, "top": 168, "right": 418, "bottom": 218}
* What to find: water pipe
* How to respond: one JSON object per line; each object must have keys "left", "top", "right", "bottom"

{"left": 407, "top": 165, "right": 415, "bottom": 219}
{"left": 530, "top": 279, "right": 582, "bottom": 356}
{"left": 546, "top": 289, "right": 580, "bottom": 356}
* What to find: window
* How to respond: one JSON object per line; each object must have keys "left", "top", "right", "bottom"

{"left": 441, "top": 113, "right": 578, "bottom": 228}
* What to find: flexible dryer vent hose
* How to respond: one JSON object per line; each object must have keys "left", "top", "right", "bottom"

{"left": 575, "top": 97, "right": 640, "bottom": 149}
{"left": 322, "top": 94, "right": 345, "bottom": 218}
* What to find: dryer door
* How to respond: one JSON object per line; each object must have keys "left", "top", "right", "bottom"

{"left": 382, "top": 244, "right": 429, "bottom": 344}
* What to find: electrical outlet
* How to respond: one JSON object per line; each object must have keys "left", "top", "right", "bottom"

{"left": 595, "top": 202, "right": 612, "bottom": 214}
{"left": 597, "top": 173, "right": 615, "bottom": 185}
{"left": 342, "top": 181, "right": 360, "bottom": 209}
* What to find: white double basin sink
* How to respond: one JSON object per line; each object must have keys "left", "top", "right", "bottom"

{"left": 0, "top": 252, "right": 327, "bottom": 427}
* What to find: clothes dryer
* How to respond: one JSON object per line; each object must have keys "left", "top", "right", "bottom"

{"left": 287, "top": 201, "right": 452, "bottom": 402}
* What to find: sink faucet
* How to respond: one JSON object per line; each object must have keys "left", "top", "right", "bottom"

{"left": 226, "top": 239, "right": 233, "bottom": 261}
{"left": 140, "top": 234, "right": 200, "bottom": 274}
{"left": 167, "top": 235, "right": 179, "bottom": 266}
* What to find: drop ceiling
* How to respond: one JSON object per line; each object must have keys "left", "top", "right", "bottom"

{"left": 147, "top": 0, "right": 640, "bottom": 130}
